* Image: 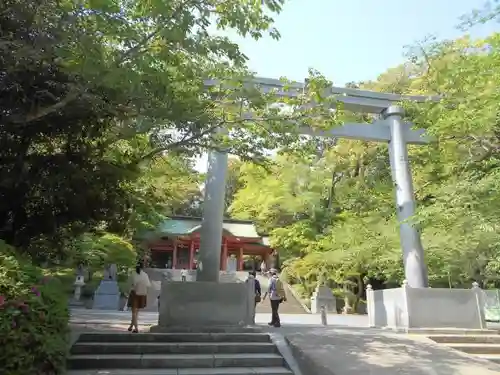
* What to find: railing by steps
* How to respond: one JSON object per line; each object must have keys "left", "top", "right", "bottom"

{"left": 284, "top": 282, "right": 311, "bottom": 314}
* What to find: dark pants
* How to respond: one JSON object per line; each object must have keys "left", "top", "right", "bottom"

{"left": 270, "top": 299, "right": 281, "bottom": 326}
{"left": 181, "top": 276, "right": 186, "bottom": 282}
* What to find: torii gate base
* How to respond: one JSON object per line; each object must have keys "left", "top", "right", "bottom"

{"left": 152, "top": 280, "right": 255, "bottom": 331}
{"left": 366, "top": 282, "right": 487, "bottom": 331}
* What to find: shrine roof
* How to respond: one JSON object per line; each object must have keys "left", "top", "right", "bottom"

{"left": 151, "top": 216, "right": 260, "bottom": 239}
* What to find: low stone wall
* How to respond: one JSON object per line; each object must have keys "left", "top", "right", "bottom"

{"left": 367, "top": 283, "right": 486, "bottom": 330}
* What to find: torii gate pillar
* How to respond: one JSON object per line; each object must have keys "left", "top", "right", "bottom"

{"left": 384, "top": 106, "right": 428, "bottom": 288}
{"left": 196, "top": 150, "right": 227, "bottom": 282}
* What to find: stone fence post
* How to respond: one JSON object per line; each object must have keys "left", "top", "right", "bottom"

{"left": 401, "top": 279, "right": 410, "bottom": 329}
{"left": 366, "top": 284, "right": 375, "bottom": 327}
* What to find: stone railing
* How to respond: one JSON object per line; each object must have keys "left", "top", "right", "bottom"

{"left": 286, "top": 283, "right": 311, "bottom": 314}
{"left": 481, "top": 289, "right": 500, "bottom": 322}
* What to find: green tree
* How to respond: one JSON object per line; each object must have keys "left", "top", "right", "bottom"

{"left": 1, "top": 0, "right": 316, "bottom": 255}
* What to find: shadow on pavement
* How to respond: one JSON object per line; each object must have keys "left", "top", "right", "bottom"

{"left": 283, "top": 327, "right": 500, "bottom": 375}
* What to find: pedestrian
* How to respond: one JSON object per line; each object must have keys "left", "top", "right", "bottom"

{"left": 127, "top": 262, "right": 151, "bottom": 333}
{"left": 180, "top": 267, "right": 188, "bottom": 282}
{"left": 262, "top": 269, "right": 286, "bottom": 327}
{"left": 247, "top": 270, "right": 262, "bottom": 306}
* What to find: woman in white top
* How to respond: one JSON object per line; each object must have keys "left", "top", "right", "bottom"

{"left": 127, "top": 263, "right": 151, "bottom": 333}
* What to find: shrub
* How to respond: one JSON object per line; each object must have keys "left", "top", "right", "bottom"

{"left": 0, "top": 241, "right": 70, "bottom": 375}
{"left": 72, "top": 232, "right": 137, "bottom": 272}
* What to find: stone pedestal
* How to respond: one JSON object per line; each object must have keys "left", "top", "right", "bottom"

{"left": 310, "top": 285, "right": 336, "bottom": 314}
{"left": 93, "top": 280, "right": 120, "bottom": 310}
{"left": 366, "top": 282, "right": 487, "bottom": 330}
{"left": 69, "top": 275, "right": 86, "bottom": 307}
{"left": 151, "top": 281, "right": 254, "bottom": 331}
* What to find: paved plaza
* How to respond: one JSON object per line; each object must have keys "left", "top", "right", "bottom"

{"left": 70, "top": 308, "right": 370, "bottom": 328}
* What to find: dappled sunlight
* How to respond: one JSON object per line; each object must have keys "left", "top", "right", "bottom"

{"left": 285, "top": 328, "right": 500, "bottom": 375}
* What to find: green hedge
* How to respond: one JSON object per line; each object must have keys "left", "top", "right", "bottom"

{"left": 0, "top": 241, "right": 69, "bottom": 375}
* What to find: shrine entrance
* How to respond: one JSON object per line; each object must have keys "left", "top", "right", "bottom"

{"left": 141, "top": 216, "right": 273, "bottom": 271}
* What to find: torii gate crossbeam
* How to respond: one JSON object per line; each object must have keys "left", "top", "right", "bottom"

{"left": 197, "top": 77, "right": 439, "bottom": 288}
{"left": 204, "top": 76, "right": 437, "bottom": 114}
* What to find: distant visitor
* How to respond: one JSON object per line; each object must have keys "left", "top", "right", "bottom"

{"left": 263, "top": 269, "right": 286, "bottom": 328}
{"left": 247, "top": 271, "right": 262, "bottom": 305}
{"left": 127, "top": 263, "right": 151, "bottom": 333}
{"left": 181, "top": 267, "right": 188, "bottom": 282}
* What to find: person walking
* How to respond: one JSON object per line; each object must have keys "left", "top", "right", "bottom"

{"left": 180, "top": 267, "right": 188, "bottom": 282}
{"left": 260, "top": 260, "right": 267, "bottom": 276}
{"left": 127, "top": 263, "right": 151, "bottom": 333}
{"left": 247, "top": 271, "right": 262, "bottom": 306}
{"left": 262, "top": 269, "right": 286, "bottom": 327}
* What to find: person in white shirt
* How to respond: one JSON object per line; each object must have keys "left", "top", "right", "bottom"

{"left": 180, "top": 268, "right": 188, "bottom": 282}
{"left": 127, "top": 263, "right": 151, "bottom": 333}
{"left": 260, "top": 260, "right": 267, "bottom": 276}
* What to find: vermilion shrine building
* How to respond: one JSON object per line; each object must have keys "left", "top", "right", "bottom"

{"left": 140, "top": 216, "right": 275, "bottom": 272}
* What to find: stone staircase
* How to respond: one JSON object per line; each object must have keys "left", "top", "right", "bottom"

{"left": 429, "top": 334, "right": 500, "bottom": 364}
{"left": 253, "top": 275, "right": 307, "bottom": 314}
{"left": 67, "top": 331, "right": 293, "bottom": 375}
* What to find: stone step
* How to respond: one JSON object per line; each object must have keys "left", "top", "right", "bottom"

{"left": 77, "top": 332, "right": 271, "bottom": 343}
{"left": 476, "top": 354, "right": 500, "bottom": 363}
{"left": 67, "top": 367, "right": 293, "bottom": 375}
{"left": 428, "top": 335, "right": 500, "bottom": 344}
{"left": 443, "top": 342, "right": 500, "bottom": 355}
{"left": 71, "top": 342, "right": 277, "bottom": 355}
{"left": 67, "top": 353, "right": 285, "bottom": 369}
{"left": 409, "top": 328, "right": 498, "bottom": 335}
{"left": 150, "top": 326, "right": 262, "bottom": 334}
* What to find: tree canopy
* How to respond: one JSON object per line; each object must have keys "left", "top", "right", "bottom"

{"left": 2, "top": 0, "right": 500, "bottom": 307}
{"left": 1, "top": 0, "right": 337, "bottom": 262}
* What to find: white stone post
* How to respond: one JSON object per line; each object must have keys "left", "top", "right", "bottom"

{"left": 401, "top": 279, "right": 410, "bottom": 329}
{"left": 366, "top": 284, "right": 375, "bottom": 327}
{"left": 74, "top": 275, "right": 85, "bottom": 301}
{"left": 472, "top": 282, "right": 486, "bottom": 329}
{"left": 320, "top": 305, "right": 328, "bottom": 326}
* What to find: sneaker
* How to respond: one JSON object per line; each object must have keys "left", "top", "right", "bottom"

{"left": 267, "top": 322, "right": 274, "bottom": 326}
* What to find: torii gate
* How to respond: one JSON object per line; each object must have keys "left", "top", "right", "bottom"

{"left": 196, "top": 76, "right": 439, "bottom": 289}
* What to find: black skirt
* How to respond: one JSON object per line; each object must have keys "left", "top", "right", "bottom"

{"left": 127, "top": 290, "right": 147, "bottom": 309}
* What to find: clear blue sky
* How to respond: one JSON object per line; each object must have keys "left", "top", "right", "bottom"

{"left": 219, "top": 0, "right": 498, "bottom": 85}
{"left": 195, "top": 0, "right": 499, "bottom": 172}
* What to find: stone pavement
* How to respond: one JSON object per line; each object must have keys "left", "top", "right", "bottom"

{"left": 282, "top": 326, "right": 500, "bottom": 375}
{"left": 70, "top": 309, "right": 369, "bottom": 327}
{"left": 69, "top": 309, "right": 500, "bottom": 375}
